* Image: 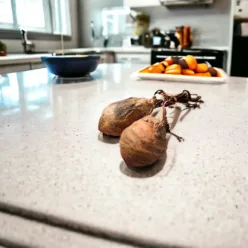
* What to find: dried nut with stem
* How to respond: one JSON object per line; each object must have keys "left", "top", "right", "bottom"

{"left": 154, "top": 89, "right": 204, "bottom": 109}
{"left": 120, "top": 103, "right": 183, "bottom": 167}
{"left": 98, "top": 96, "right": 159, "bottom": 137}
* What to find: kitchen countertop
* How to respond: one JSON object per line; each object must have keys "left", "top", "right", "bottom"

{"left": 0, "top": 47, "right": 151, "bottom": 66}
{"left": 54, "top": 46, "right": 229, "bottom": 55}
{"left": 0, "top": 53, "right": 50, "bottom": 66}
{"left": 0, "top": 212, "right": 135, "bottom": 248}
{"left": 0, "top": 46, "right": 229, "bottom": 66}
{"left": 0, "top": 64, "right": 248, "bottom": 248}
{"left": 54, "top": 47, "right": 152, "bottom": 55}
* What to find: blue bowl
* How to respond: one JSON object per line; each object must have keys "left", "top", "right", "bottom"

{"left": 41, "top": 55, "right": 100, "bottom": 77}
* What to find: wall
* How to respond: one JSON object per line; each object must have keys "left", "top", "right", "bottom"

{"left": 1, "top": 0, "right": 79, "bottom": 53}
{"left": 137, "top": 0, "right": 232, "bottom": 48}
{"left": 78, "top": 0, "right": 123, "bottom": 47}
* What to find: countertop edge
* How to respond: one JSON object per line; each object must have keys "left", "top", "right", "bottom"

{"left": 0, "top": 54, "right": 50, "bottom": 66}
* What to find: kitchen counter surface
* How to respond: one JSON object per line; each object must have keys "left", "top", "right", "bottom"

{"left": 0, "top": 64, "right": 248, "bottom": 248}
{"left": 0, "top": 46, "right": 229, "bottom": 66}
{"left": 54, "top": 46, "right": 229, "bottom": 55}
{"left": 0, "top": 212, "right": 135, "bottom": 248}
{"left": 54, "top": 47, "right": 152, "bottom": 55}
{"left": 0, "top": 48, "right": 150, "bottom": 66}
{"left": 0, "top": 53, "right": 50, "bottom": 66}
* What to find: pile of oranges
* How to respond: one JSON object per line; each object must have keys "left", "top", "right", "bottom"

{"left": 140, "top": 55, "right": 222, "bottom": 77}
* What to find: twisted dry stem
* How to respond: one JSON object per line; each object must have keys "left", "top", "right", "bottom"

{"left": 154, "top": 89, "right": 204, "bottom": 109}
{"left": 153, "top": 89, "right": 203, "bottom": 141}
{"left": 162, "top": 100, "right": 184, "bottom": 142}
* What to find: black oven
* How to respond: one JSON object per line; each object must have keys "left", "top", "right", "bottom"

{"left": 151, "top": 49, "right": 227, "bottom": 70}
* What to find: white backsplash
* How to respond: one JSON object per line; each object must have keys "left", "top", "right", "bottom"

{"left": 136, "top": 0, "right": 232, "bottom": 48}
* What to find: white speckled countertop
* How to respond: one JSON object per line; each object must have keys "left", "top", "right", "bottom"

{"left": 0, "top": 212, "right": 134, "bottom": 248}
{"left": 0, "top": 64, "right": 248, "bottom": 248}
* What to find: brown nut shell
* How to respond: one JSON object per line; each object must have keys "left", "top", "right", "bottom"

{"left": 208, "top": 67, "right": 218, "bottom": 77}
{"left": 178, "top": 59, "right": 189, "bottom": 69}
{"left": 171, "top": 56, "right": 180, "bottom": 65}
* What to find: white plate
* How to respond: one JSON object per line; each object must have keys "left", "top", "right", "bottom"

{"left": 132, "top": 67, "right": 228, "bottom": 84}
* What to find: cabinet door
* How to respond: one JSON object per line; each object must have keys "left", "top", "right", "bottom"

{"left": 0, "top": 64, "right": 30, "bottom": 74}
{"left": 117, "top": 54, "right": 150, "bottom": 64}
{"left": 31, "top": 63, "right": 45, "bottom": 70}
{"left": 124, "top": 0, "right": 159, "bottom": 7}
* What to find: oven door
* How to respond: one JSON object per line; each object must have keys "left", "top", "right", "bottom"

{"left": 151, "top": 49, "right": 227, "bottom": 70}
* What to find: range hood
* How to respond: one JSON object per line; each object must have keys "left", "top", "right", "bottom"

{"left": 159, "top": 0, "right": 214, "bottom": 6}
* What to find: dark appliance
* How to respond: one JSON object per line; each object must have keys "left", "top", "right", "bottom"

{"left": 130, "top": 32, "right": 152, "bottom": 47}
{"left": 164, "top": 30, "right": 180, "bottom": 49}
{"left": 231, "top": 20, "right": 248, "bottom": 77}
{"left": 151, "top": 28, "right": 165, "bottom": 48}
{"left": 231, "top": 36, "right": 248, "bottom": 77}
{"left": 151, "top": 48, "right": 227, "bottom": 70}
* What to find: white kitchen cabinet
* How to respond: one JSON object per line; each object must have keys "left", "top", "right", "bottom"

{"left": 123, "top": 0, "right": 160, "bottom": 7}
{"left": 30, "top": 62, "right": 45, "bottom": 70}
{"left": 116, "top": 53, "right": 150, "bottom": 64}
{"left": 0, "top": 62, "right": 45, "bottom": 74}
{"left": 0, "top": 64, "right": 30, "bottom": 74}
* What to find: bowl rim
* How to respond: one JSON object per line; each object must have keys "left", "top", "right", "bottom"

{"left": 41, "top": 55, "right": 100, "bottom": 60}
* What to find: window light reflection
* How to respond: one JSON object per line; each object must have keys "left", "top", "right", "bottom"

{"left": 23, "top": 70, "right": 49, "bottom": 87}
{"left": 0, "top": 74, "right": 19, "bottom": 108}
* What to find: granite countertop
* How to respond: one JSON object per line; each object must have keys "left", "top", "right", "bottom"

{"left": 0, "top": 64, "right": 248, "bottom": 248}
{"left": 0, "top": 212, "right": 134, "bottom": 248}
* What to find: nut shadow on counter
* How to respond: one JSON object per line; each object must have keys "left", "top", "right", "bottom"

{"left": 119, "top": 147, "right": 168, "bottom": 178}
{"left": 98, "top": 132, "right": 120, "bottom": 144}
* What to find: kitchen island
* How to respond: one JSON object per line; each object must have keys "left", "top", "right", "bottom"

{"left": 0, "top": 64, "right": 248, "bottom": 248}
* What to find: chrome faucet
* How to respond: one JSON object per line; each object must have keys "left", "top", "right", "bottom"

{"left": 20, "top": 29, "right": 35, "bottom": 54}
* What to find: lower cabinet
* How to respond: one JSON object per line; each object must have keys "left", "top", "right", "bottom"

{"left": 116, "top": 54, "right": 150, "bottom": 64}
{"left": 0, "top": 62, "right": 45, "bottom": 74}
{"left": 0, "top": 64, "right": 30, "bottom": 74}
{"left": 30, "top": 62, "right": 46, "bottom": 70}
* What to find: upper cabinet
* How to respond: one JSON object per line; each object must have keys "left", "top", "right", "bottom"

{"left": 123, "top": 0, "right": 160, "bottom": 7}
